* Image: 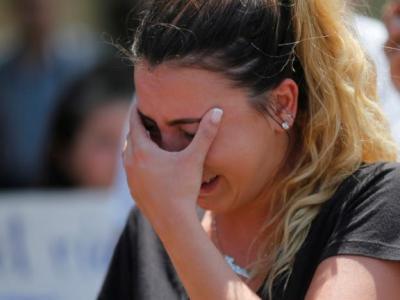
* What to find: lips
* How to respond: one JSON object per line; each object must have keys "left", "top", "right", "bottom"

{"left": 200, "top": 175, "right": 220, "bottom": 194}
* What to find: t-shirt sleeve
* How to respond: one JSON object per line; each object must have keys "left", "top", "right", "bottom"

{"left": 321, "top": 163, "right": 400, "bottom": 262}
{"left": 97, "top": 209, "right": 138, "bottom": 300}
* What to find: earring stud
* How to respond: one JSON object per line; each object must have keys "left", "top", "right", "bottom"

{"left": 282, "top": 121, "right": 290, "bottom": 130}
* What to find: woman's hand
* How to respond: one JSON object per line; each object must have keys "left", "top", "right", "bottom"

{"left": 123, "top": 103, "right": 223, "bottom": 230}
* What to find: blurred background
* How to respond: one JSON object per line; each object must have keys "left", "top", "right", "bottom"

{"left": 0, "top": 0, "right": 399, "bottom": 300}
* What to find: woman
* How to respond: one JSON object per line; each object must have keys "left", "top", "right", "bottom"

{"left": 99, "top": 0, "right": 400, "bottom": 299}
{"left": 43, "top": 61, "right": 132, "bottom": 188}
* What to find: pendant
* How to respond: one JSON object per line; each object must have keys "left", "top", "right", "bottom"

{"left": 224, "top": 255, "right": 250, "bottom": 279}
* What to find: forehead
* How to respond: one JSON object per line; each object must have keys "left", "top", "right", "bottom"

{"left": 134, "top": 61, "right": 251, "bottom": 119}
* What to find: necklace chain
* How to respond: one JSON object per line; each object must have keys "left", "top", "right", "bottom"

{"left": 211, "top": 213, "right": 250, "bottom": 279}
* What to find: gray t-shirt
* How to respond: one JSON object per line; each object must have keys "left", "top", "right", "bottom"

{"left": 98, "top": 162, "right": 400, "bottom": 299}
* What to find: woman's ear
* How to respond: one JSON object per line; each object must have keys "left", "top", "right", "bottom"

{"left": 269, "top": 78, "right": 298, "bottom": 132}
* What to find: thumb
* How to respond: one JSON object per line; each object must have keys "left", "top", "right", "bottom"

{"left": 185, "top": 108, "right": 223, "bottom": 163}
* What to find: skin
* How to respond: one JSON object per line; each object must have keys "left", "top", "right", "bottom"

{"left": 306, "top": 256, "right": 400, "bottom": 300}
{"left": 133, "top": 62, "right": 294, "bottom": 214}
{"left": 124, "top": 61, "right": 400, "bottom": 299}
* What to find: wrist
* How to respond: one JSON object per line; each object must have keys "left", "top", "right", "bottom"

{"left": 152, "top": 207, "right": 202, "bottom": 244}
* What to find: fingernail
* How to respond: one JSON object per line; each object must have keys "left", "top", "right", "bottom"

{"left": 211, "top": 108, "right": 223, "bottom": 124}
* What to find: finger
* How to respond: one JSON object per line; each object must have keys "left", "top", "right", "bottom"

{"left": 185, "top": 108, "right": 223, "bottom": 163}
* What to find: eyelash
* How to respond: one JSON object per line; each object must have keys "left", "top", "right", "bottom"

{"left": 142, "top": 121, "right": 161, "bottom": 140}
{"left": 183, "top": 131, "right": 195, "bottom": 140}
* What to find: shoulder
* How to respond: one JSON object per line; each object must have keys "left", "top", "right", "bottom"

{"left": 310, "top": 162, "right": 400, "bottom": 262}
{"left": 334, "top": 162, "right": 400, "bottom": 206}
{"left": 99, "top": 207, "right": 187, "bottom": 299}
{"left": 351, "top": 161, "right": 400, "bottom": 183}
{"left": 323, "top": 162, "right": 400, "bottom": 217}
{"left": 304, "top": 162, "right": 400, "bottom": 299}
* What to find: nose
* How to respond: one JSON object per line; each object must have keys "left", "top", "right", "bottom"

{"left": 159, "top": 132, "right": 188, "bottom": 152}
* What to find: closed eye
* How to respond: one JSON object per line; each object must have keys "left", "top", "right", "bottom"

{"left": 137, "top": 109, "right": 198, "bottom": 143}
{"left": 182, "top": 131, "right": 195, "bottom": 141}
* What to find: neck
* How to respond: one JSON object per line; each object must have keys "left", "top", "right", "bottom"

{"left": 217, "top": 212, "right": 266, "bottom": 251}
{"left": 216, "top": 186, "right": 274, "bottom": 245}
{"left": 204, "top": 205, "right": 270, "bottom": 291}
{"left": 208, "top": 198, "right": 271, "bottom": 269}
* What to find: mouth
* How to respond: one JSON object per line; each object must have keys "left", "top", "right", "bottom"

{"left": 200, "top": 175, "right": 220, "bottom": 195}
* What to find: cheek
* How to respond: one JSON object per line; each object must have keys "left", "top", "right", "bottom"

{"left": 204, "top": 119, "right": 267, "bottom": 171}
{"left": 204, "top": 117, "right": 285, "bottom": 188}
{"left": 69, "top": 134, "right": 117, "bottom": 186}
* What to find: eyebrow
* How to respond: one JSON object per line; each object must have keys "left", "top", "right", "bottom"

{"left": 138, "top": 109, "right": 201, "bottom": 126}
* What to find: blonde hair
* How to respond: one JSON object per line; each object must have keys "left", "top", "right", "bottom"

{"left": 256, "top": 0, "right": 398, "bottom": 297}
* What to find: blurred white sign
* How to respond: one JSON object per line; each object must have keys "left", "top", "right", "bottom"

{"left": 0, "top": 190, "right": 131, "bottom": 300}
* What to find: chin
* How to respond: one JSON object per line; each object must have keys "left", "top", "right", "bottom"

{"left": 197, "top": 195, "right": 231, "bottom": 213}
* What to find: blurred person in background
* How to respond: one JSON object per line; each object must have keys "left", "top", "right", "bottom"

{"left": 351, "top": 0, "right": 400, "bottom": 148}
{"left": 0, "top": 0, "right": 94, "bottom": 188}
{"left": 384, "top": 0, "right": 400, "bottom": 90}
{"left": 383, "top": 0, "right": 400, "bottom": 146}
{"left": 354, "top": 7, "right": 395, "bottom": 104}
{"left": 42, "top": 61, "right": 133, "bottom": 188}
{"left": 99, "top": 0, "right": 143, "bottom": 222}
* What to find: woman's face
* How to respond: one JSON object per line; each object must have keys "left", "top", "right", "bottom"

{"left": 134, "top": 61, "right": 292, "bottom": 214}
{"left": 68, "top": 102, "right": 129, "bottom": 188}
